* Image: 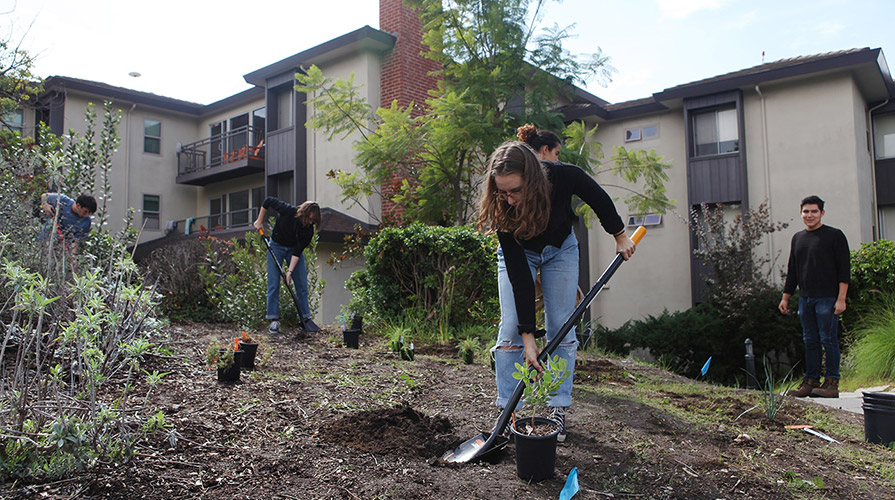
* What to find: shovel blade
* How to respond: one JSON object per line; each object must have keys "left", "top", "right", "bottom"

{"left": 441, "top": 431, "right": 508, "bottom": 463}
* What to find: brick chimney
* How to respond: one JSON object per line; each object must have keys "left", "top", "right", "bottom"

{"left": 378, "top": 0, "right": 441, "bottom": 222}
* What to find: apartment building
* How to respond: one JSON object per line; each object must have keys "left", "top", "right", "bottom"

{"left": 568, "top": 48, "right": 895, "bottom": 327}
{"left": 14, "top": 1, "right": 895, "bottom": 329}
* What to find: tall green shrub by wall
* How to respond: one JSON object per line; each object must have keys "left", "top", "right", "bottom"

{"left": 845, "top": 240, "right": 895, "bottom": 335}
{"left": 359, "top": 223, "right": 497, "bottom": 324}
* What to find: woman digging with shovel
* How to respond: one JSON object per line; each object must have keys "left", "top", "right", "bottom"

{"left": 254, "top": 198, "right": 321, "bottom": 334}
{"left": 477, "top": 137, "right": 635, "bottom": 443}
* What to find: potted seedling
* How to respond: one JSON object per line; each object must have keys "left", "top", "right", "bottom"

{"left": 237, "top": 332, "right": 258, "bottom": 369}
{"left": 510, "top": 354, "right": 570, "bottom": 481}
{"left": 338, "top": 310, "right": 362, "bottom": 349}
{"left": 458, "top": 337, "right": 478, "bottom": 365}
{"left": 206, "top": 338, "right": 243, "bottom": 383}
{"left": 387, "top": 326, "right": 414, "bottom": 361}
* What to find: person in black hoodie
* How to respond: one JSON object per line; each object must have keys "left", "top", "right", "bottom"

{"left": 477, "top": 134, "right": 635, "bottom": 443}
{"left": 254, "top": 198, "right": 321, "bottom": 334}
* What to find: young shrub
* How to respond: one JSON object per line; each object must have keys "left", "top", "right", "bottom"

{"left": 512, "top": 355, "right": 571, "bottom": 433}
{"left": 361, "top": 223, "right": 497, "bottom": 331}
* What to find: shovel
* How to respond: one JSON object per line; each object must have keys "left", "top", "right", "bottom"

{"left": 441, "top": 226, "right": 647, "bottom": 463}
{"left": 258, "top": 227, "right": 307, "bottom": 331}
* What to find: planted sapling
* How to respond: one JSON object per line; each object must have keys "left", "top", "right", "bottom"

{"left": 512, "top": 355, "right": 570, "bottom": 435}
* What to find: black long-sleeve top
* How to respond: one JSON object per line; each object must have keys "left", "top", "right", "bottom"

{"left": 262, "top": 197, "right": 314, "bottom": 252}
{"left": 783, "top": 225, "right": 850, "bottom": 298}
{"left": 498, "top": 161, "right": 625, "bottom": 335}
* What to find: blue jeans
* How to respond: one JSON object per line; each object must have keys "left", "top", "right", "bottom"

{"left": 266, "top": 240, "right": 310, "bottom": 320}
{"left": 798, "top": 297, "right": 840, "bottom": 380}
{"left": 493, "top": 232, "right": 579, "bottom": 410}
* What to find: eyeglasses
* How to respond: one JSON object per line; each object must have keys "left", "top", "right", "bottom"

{"left": 494, "top": 186, "right": 523, "bottom": 200}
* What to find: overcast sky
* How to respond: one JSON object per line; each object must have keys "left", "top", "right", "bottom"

{"left": 6, "top": 0, "right": 895, "bottom": 105}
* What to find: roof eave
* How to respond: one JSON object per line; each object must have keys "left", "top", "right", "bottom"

{"left": 243, "top": 25, "right": 396, "bottom": 86}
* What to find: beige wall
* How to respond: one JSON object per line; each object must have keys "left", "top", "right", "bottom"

{"left": 586, "top": 110, "right": 692, "bottom": 328}
{"left": 59, "top": 92, "right": 200, "bottom": 239}
{"left": 305, "top": 52, "right": 383, "bottom": 226}
{"left": 743, "top": 75, "right": 870, "bottom": 287}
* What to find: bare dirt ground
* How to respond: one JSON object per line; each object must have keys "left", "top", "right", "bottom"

{"left": 3, "top": 321, "right": 894, "bottom": 499}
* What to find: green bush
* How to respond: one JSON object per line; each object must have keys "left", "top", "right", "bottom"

{"left": 604, "top": 288, "right": 802, "bottom": 385}
{"left": 359, "top": 223, "right": 498, "bottom": 328}
{"left": 842, "top": 294, "right": 895, "bottom": 386}
{"left": 845, "top": 240, "right": 895, "bottom": 334}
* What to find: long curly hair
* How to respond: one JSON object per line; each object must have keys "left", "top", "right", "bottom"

{"left": 477, "top": 141, "right": 551, "bottom": 241}
{"left": 294, "top": 200, "right": 321, "bottom": 227}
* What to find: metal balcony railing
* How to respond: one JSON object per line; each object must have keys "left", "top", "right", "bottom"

{"left": 177, "top": 125, "right": 265, "bottom": 176}
{"left": 164, "top": 207, "right": 261, "bottom": 236}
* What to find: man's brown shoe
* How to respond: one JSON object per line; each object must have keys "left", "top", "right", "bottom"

{"left": 810, "top": 378, "right": 839, "bottom": 398}
{"left": 787, "top": 377, "right": 820, "bottom": 397}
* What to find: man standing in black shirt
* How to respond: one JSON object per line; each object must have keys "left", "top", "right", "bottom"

{"left": 779, "top": 195, "right": 850, "bottom": 398}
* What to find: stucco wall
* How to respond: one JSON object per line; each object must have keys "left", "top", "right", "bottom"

{"left": 305, "top": 52, "right": 383, "bottom": 226}
{"left": 586, "top": 110, "right": 692, "bottom": 328}
{"left": 60, "top": 92, "right": 200, "bottom": 238}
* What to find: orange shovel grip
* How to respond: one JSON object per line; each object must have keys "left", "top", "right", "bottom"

{"left": 631, "top": 226, "right": 646, "bottom": 245}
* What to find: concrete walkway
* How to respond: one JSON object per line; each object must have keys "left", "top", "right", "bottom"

{"left": 806, "top": 385, "right": 895, "bottom": 414}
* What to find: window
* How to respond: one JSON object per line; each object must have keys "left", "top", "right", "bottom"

{"left": 693, "top": 108, "right": 738, "bottom": 156}
{"left": 229, "top": 190, "right": 250, "bottom": 226}
{"left": 627, "top": 213, "right": 662, "bottom": 227}
{"left": 626, "top": 125, "right": 658, "bottom": 143}
{"left": 273, "top": 86, "right": 293, "bottom": 130}
{"left": 143, "top": 195, "right": 160, "bottom": 231}
{"left": 144, "top": 119, "right": 161, "bottom": 154}
{"left": 209, "top": 197, "right": 223, "bottom": 229}
{"left": 3, "top": 109, "right": 23, "bottom": 134}
{"left": 874, "top": 114, "right": 895, "bottom": 159}
{"left": 625, "top": 128, "right": 641, "bottom": 142}
{"left": 643, "top": 125, "right": 659, "bottom": 139}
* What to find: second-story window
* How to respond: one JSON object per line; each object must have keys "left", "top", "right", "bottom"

{"left": 3, "top": 109, "right": 23, "bottom": 134}
{"left": 693, "top": 108, "right": 738, "bottom": 156}
{"left": 144, "top": 119, "right": 161, "bottom": 154}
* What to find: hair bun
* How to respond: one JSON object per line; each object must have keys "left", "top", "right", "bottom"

{"left": 516, "top": 123, "right": 537, "bottom": 143}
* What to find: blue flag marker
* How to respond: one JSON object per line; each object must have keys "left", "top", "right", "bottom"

{"left": 700, "top": 356, "right": 712, "bottom": 377}
{"left": 559, "top": 467, "right": 579, "bottom": 500}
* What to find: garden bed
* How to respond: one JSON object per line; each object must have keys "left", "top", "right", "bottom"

{"left": 3, "top": 322, "right": 892, "bottom": 499}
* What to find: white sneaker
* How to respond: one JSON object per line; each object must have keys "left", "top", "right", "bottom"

{"left": 551, "top": 406, "right": 567, "bottom": 443}
{"left": 268, "top": 320, "right": 280, "bottom": 334}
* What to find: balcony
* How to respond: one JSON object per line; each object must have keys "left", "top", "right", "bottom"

{"left": 176, "top": 126, "right": 265, "bottom": 186}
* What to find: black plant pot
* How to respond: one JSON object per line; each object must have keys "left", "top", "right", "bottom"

{"left": 350, "top": 314, "right": 363, "bottom": 331}
{"left": 238, "top": 342, "right": 258, "bottom": 370}
{"left": 511, "top": 416, "right": 560, "bottom": 482}
{"left": 217, "top": 350, "right": 244, "bottom": 383}
{"left": 400, "top": 344, "right": 414, "bottom": 361}
{"left": 461, "top": 350, "right": 474, "bottom": 365}
{"left": 343, "top": 328, "right": 361, "bottom": 349}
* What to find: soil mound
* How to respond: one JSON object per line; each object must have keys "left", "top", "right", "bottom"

{"left": 320, "top": 405, "right": 455, "bottom": 458}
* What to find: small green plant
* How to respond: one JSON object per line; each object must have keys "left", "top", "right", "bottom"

{"left": 458, "top": 337, "right": 478, "bottom": 364}
{"left": 205, "top": 338, "right": 235, "bottom": 370}
{"left": 512, "top": 355, "right": 570, "bottom": 431}
{"left": 752, "top": 355, "right": 797, "bottom": 421}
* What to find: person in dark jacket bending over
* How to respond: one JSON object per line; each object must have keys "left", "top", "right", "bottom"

{"left": 477, "top": 136, "right": 635, "bottom": 443}
{"left": 254, "top": 198, "right": 321, "bottom": 334}
{"left": 779, "top": 195, "right": 850, "bottom": 398}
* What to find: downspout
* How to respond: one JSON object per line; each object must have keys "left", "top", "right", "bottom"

{"left": 754, "top": 85, "right": 774, "bottom": 270}
{"left": 125, "top": 103, "right": 137, "bottom": 211}
{"left": 868, "top": 99, "right": 889, "bottom": 240}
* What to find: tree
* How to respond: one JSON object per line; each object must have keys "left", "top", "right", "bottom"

{"left": 296, "top": 0, "right": 672, "bottom": 226}
{"left": 0, "top": 26, "right": 42, "bottom": 131}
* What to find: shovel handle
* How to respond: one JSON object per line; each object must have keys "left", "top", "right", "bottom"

{"left": 631, "top": 226, "right": 646, "bottom": 245}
